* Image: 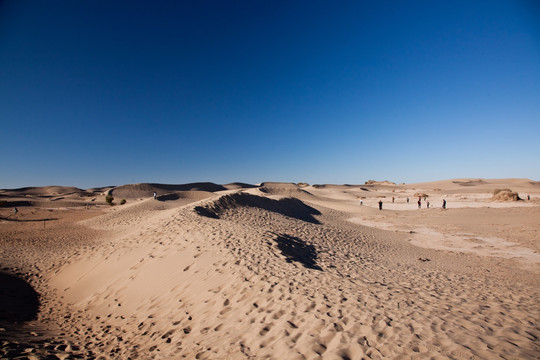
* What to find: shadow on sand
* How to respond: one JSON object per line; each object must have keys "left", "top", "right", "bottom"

{"left": 0, "top": 272, "right": 88, "bottom": 358}
{"left": 0, "top": 217, "right": 58, "bottom": 223}
{"left": 0, "top": 271, "right": 40, "bottom": 322}
{"left": 273, "top": 233, "right": 322, "bottom": 271}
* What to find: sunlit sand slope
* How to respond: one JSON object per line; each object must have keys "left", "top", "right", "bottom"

{"left": 47, "top": 189, "right": 539, "bottom": 359}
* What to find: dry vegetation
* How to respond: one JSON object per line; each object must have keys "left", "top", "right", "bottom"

{"left": 492, "top": 188, "right": 521, "bottom": 201}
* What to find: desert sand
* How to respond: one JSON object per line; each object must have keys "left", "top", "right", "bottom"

{"left": 1, "top": 179, "right": 539, "bottom": 359}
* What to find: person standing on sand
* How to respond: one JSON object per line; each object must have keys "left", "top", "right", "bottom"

{"left": 528, "top": 195, "right": 530, "bottom": 201}
{"left": 360, "top": 200, "right": 363, "bottom": 206}
{"left": 13, "top": 207, "right": 18, "bottom": 215}
{"left": 442, "top": 199, "right": 446, "bottom": 209}
{"left": 392, "top": 197, "right": 395, "bottom": 203}
{"left": 378, "top": 200, "right": 383, "bottom": 210}
{"left": 427, "top": 201, "right": 430, "bottom": 208}
{"left": 406, "top": 197, "right": 409, "bottom": 203}
{"left": 418, "top": 200, "right": 421, "bottom": 209}
{"left": 153, "top": 192, "right": 157, "bottom": 200}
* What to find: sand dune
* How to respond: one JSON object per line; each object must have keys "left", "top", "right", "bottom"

{"left": 110, "top": 182, "right": 228, "bottom": 199}
{"left": 257, "top": 182, "right": 320, "bottom": 202}
{"left": 451, "top": 179, "right": 488, "bottom": 186}
{"left": 1, "top": 178, "right": 539, "bottom": 359}
{"left": 223, "top": 182, "right": 259, "bottom": 190}
{"left": 0, "top": 186, "right": 91, "bottom": 197}
{"left": 194, "top": 192, "right": 321, "bottom": 223}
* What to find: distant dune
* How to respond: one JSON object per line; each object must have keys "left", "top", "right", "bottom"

{"left": 452, "top": 179, "right": 488, "bottom": 186}
{"left": 364, "top": 180, "right": 397, "bottom": 185}
{"left": 258, "top": 182, "right": 318, "bottom": 200}
{"left": 110, "top": 182, "right": 229, "bottom": 198}
{"left": 194, "top": 192, "right": 321, "bottom": 223}
{"left": 223, "top": 182, "right": 258, "bottom": 190}
{"left": 1, "top": 186, "right": 92, "bottom": 197}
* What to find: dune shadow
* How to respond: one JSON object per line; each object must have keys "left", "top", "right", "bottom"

{"left": 0, "top": 272, "right": 40, "bottom": 322}
{"left": 156, "top": 193, "right": 181, "bottom": 201}
{"left": 194, "top": 193, "right": 321, "bottom": 224}
{"left": 194, "top": 206, "right": 219, "bottom": 219}
{"left": 273, "top": 234, "right": 322, "bottom": 271}
{"left": 0, "top": 200, "right": 33, "bottom": 207}
{"left": 112, "top": 182, "right": 228, "bottom": 198}
{"left": 0, "top": 217, "right": 58, "bottom": 223}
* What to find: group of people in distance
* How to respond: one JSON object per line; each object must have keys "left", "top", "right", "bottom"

{"left": 372, "top": 194, "right": 535, "bottom": 211}
{"left": 375, "top": 197, "right": 446, "bottom": 211}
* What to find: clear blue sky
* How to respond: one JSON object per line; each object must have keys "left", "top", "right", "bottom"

{"left": 1, "top": 1, "right": 539, "bottom": 188}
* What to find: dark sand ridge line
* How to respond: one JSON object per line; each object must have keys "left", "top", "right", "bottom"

{"left": 223, "top": 182, "right": 259, "bottom": 190}
{"left": 110, "top": 182, "right": 255, "bottom": 199}
{"left": 0, "top": 216, "right": 58, "bottom": 223}
{"left": 110, "top": 182, "right": 226, "bottom": 198}
{"left": 0, "top": 199, "right": 98, "bottom": 208}
{"left": 0, "top": 186, "right": 94, "bottom": 197}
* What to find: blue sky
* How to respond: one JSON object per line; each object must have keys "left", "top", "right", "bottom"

{"left": 1, "top": 1, "right": 539, "bottom": 188}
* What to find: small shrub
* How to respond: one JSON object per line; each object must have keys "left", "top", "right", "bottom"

{"left": 493, "top": 188, "right": 512, "bottom": 195}
{"left": 120, "top": 199, "right": 126, "bottom": 205}
{"left": 105, "top": 195, "right": 114, "bottom": 205}
{"left": 492, "top": 189, "right": 521, "bottom": 201}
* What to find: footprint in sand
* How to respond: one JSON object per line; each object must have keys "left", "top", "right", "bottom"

{"left": 287, "top": 320, "right": 298, "bottom": 329}
{"left": 304, "top": 302, "right": 316, "bottom": 312}
{"left": 290, "top": 332, "right": 302, "bottom": 344}
{"left": 312, "top": 342, "right": 327, "bottom": 356}
{"left": 219, "top": 306, "right": 231, "bottom": 315}
{"left": 259, "top": 325, "right": 272, "bottom": 336}
{"left": 272, "top": 310, "right": 285, "bottom": 320}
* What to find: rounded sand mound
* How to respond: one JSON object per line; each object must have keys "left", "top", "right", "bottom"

{"left": 223, "top": 182, "right": 258, "bottom": 190}
{"left": 259, "top": 182, "right": 317, "bottom": 200}
{"left": 2, "top": 186, "right": 91, "bottom": 197}
{"left": 194, "top": 193, "right": 321, "bottom": 223}
{"left": 111, "top": 183, "right": 227, "bottom": 198}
